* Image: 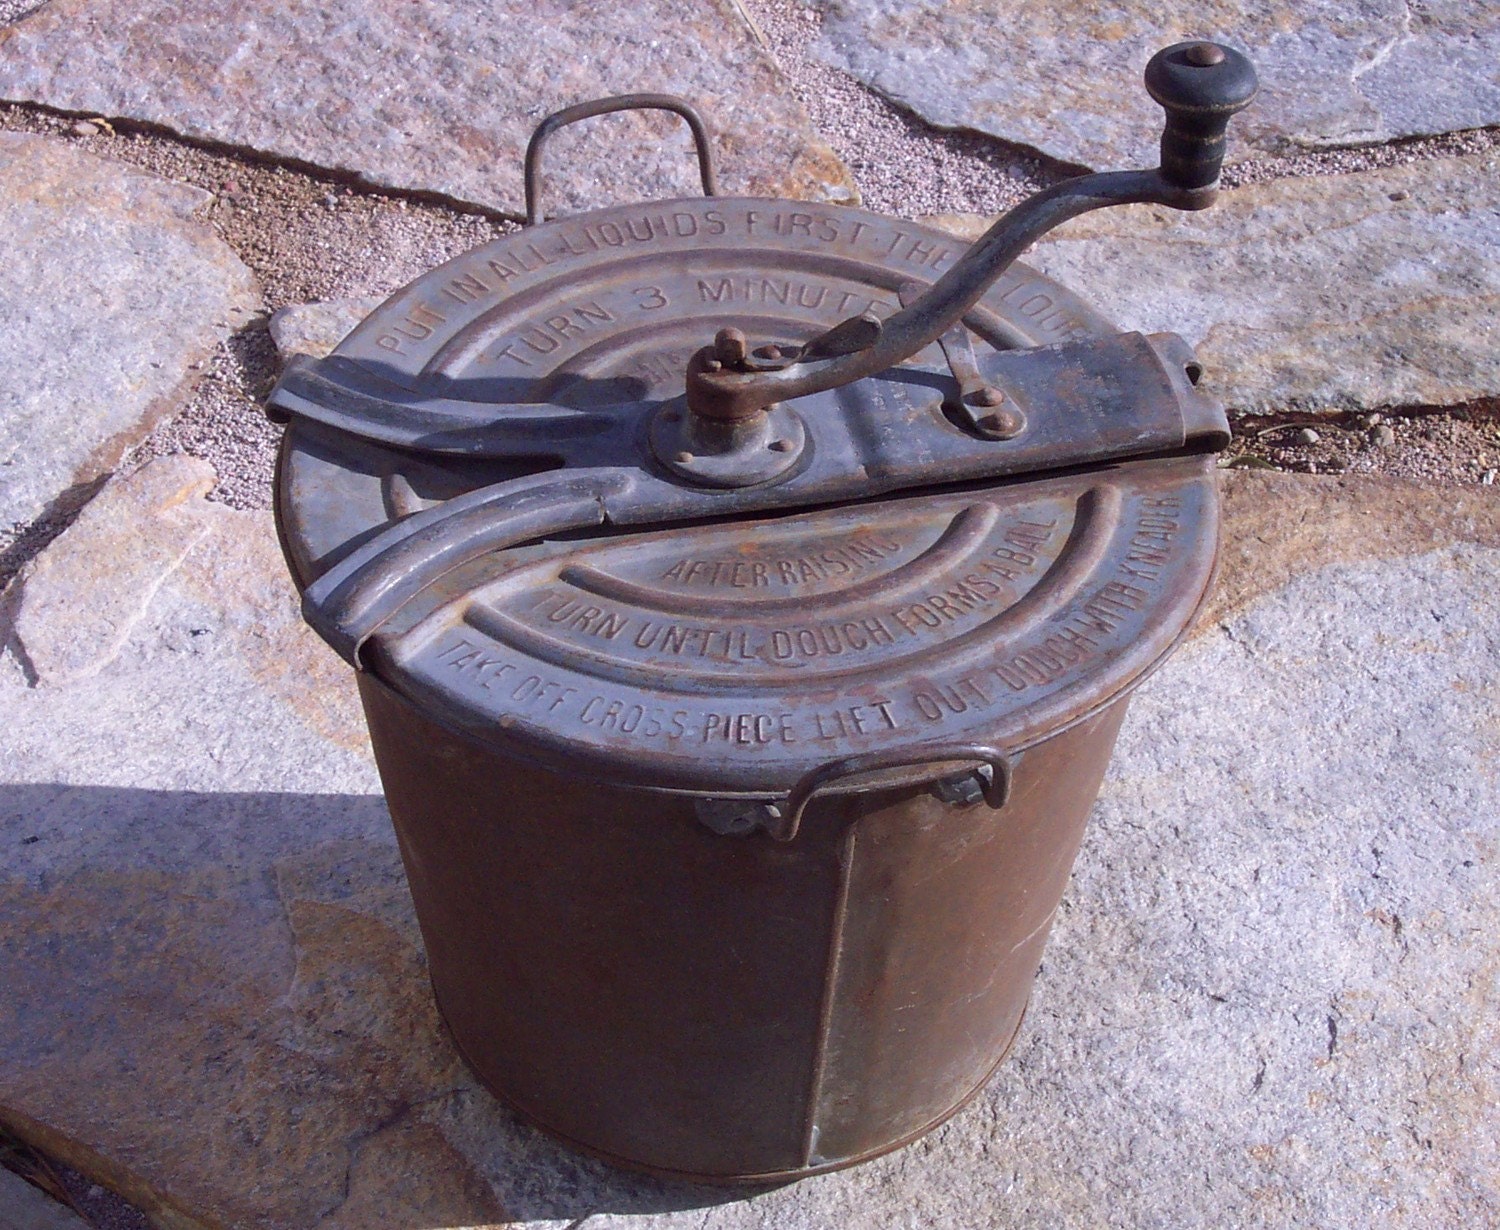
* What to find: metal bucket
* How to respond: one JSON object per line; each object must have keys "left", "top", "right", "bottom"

{"left": 266, "top": 41, "right": 1254, "bottom": 1182}
{"left": 363, "top": 674, "right": 1128, "bottom": 1180}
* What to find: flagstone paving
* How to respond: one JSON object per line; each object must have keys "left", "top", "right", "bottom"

{"left": 267, "top": 296, "right": 383, "bottom": 365}
{"left": 0, "top": 0, "right": 854, "bottom": 218}
{"left": 806, "top": 0, "right": 1500, "bottom": 172}
{"left": 0, "top": 133, "right": 259, "bottom": 552}
{"left": 1, "top": 4, "right": 1498, "bottom": 1227}
{"left": 0, "top": 1165, "right": 91, "bottom": 1230}
{"left": 9, "top": 455, "right": 216, "bottom": 686}
{"left": 0, "top": 0, "right": 43, "bottom": 23}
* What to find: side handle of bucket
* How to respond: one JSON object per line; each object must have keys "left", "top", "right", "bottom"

{"left": 772, "top": 744, "right": 1013, "bottom": 842}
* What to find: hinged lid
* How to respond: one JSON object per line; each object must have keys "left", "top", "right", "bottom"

{"left": 364, "top": 451, "right": 1217, "bottom": 795}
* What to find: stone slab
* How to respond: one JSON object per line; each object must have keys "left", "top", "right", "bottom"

{"left": 807, "top": 0, "right": 1500, "bottom": 171}
{"left": 0, "top": 0, "right": 855, "bottom": 218}
{"left": 925, "top": 148, "right": 1500, "bottom": 416}
{"left": 0, "top": 471, "right": 1496, "bottom": 1227}
{"left": 0, "top": 133, "right": 259, "bottom": 545}
{"left": 9, "top": 455, "right": 217, "bottom": 685}
{"left": 269, "top": 296, "right": 383, "bottom": 362}
{"left": 0, "top": 1, "right": 45, "bottom": 25}
{"left": 0, "top": 1166, "right": 90, "bottom": 1230}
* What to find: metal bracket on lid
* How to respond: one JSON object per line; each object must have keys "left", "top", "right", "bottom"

{"left": 898, "top": 280, "right": 1025, "bottom": 440}
{"left": 282, "top": 330, "right": 1226, "bottom": 667}
{"left": 682, "top": 42, "right": 1257, "bottom": 426}
{"left": 271, "top": 328, "right": 1222, "bottom": 468}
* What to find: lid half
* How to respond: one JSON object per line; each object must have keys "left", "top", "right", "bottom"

{"left": 370, "top": 454, "right": 1216, "bottom": 793}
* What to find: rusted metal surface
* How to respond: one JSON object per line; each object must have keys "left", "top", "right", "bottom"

{"left": 362, "top": 672, "right": 1129, "bottom": 1180}
{"left": 266, "top": 40, "right": 1256, "bottom": 1182}
{"left": 277, "top": 323, "right": 1222, "bottom": 668}
{"left": 355, "top": 453, "right": 1219, "bottom": 798}
{"left": 271, "top": 198, "right": 1120, "bottom": 587}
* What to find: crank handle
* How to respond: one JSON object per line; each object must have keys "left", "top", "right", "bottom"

{"left": 686, "top": 40, "right": 1257, "bottom": 423}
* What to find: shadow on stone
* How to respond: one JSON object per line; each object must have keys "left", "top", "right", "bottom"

{"left": 0, "top": 784, "right": 763, "bottom": 1227}
{"left": 0, "top": 474, "right": 110, "bottom": 592}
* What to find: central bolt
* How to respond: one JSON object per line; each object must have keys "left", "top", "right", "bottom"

{"left": 1184, "top": 42, "right": 1226, "bottom": 67}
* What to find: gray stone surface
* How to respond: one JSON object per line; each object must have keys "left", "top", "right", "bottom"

{"left": 1, "top": 470, "right": 1495, "bottom": 1227}
{"left": 0, "top": 0, "right": 46, "bottom": 24}
{"left": 0, "top": 133, "right": 259, "bottom": 547}
{"left": 0, "top": 499, "right": 407, "bottom": 1229}
{"left": 925, "top": 148, "right": 1500, "bottom": 416}
{"left": 9, "top": 455, "right": 216, "bottom": 685}
{"left": 0, "top": 1166, "right": 91, "bottom": 1230}
{"left": 807, "top": 0, "right": 1500, "bottom": 171}
{"left": 969, "top": 548, "right": 1496, "bottom": 1228}
{"left": 0, "top": 0, "right": 855, "bottom": 218}
{"left": 269, "top": 296, "right": 383, "bottom": 361}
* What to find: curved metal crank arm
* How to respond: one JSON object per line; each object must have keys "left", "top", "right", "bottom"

{"left": 686, "top": 41, "right": 1257, "bottom": 423}
{"left": 686, "top": 171, "right": 1183, "bottom": 420}
{"left": 267, "top": 353, "right": 629, "bottom": 460}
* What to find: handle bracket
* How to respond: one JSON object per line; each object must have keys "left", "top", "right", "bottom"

{"left": 771, "top": 744, "right": 1013, "bottom": 842}
{"left": 524, "top": 93, "right": 719, "bottom": 226}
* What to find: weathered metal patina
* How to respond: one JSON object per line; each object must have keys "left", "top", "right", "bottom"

{"left": 267, "top": 43, "right": 1256, "bottom": 1180}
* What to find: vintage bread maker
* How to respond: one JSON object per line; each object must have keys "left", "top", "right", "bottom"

{"left": 266, "top": 43, "right": 1257, "bottom": 1181}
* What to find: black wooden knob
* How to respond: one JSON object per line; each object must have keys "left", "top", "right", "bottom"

{"left": 1144, "top": 41, "right": 1258, "bottom": 191}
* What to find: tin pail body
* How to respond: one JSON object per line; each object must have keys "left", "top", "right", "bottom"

{"left": 363, "top": 672, "right": 1130, "bottom": 1178}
